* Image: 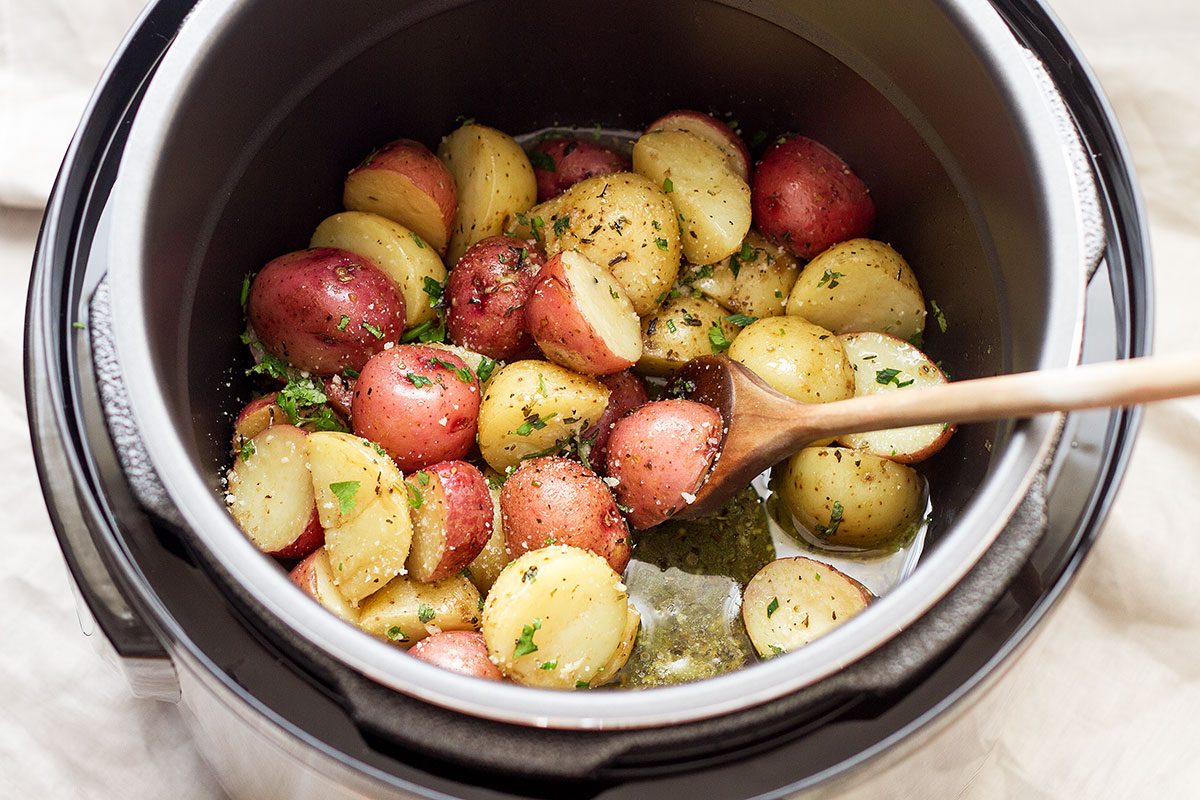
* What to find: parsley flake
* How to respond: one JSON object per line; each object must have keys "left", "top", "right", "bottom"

{"left": 814, "top": 500, "right": 845, "bottom": 538}
{"left": 329, "top": 481, "right": 360, "bottom": 515}
{"left": 411, "top": 232, "right": 426, "bottom": 249}
{"left": 708, "top": 322, "right": 732, "bottom": 353}
{"left": 240, "top": 274, "right": 252, "bottom": 307}
{"left": 386, "top": 626, "right": 408, "bottom": 642}
{"left": 239, "top": 439, "right": 256, "bottom": 462}
{"left": 407, "top": 372, "right": 434, "bottom": 388}
{"left": 930, "top": 299, "right": 948, "bottom": 332}
{"left": 513, "top": 412, "right": 556, "bottom": 436}
{"left": 655, "top": 237, "right": 669, "bottom": 251}
{"left": 418, "top": 604, "right": 436, "bottom": 624}
{"left": 539, "top": 660, "right": 557, "bottom": 670}
{"left": 725, "top": 313, "right": 757, "bottom": 327}
{"left": 475, "top": 356, "right": 497, "bottom": 383}
{"left": 662, "top": 177, "right": 674, "bottom": 193}
{"left": 766, "top": 597, "right": 780, "bottom": 618}
{"left": 817, "top": 270, "right": 845, "bottom": 289}
{"left": 406, "top": 481, "right": 424, "bottom": 509}
{"left": 513, "top": 619, "right": 542, "bottom": 658}
{"left": 553, "top": 215, "right": 570, "bottom": 236}
{"left": 423, "top": 276, "right": 445, "bottom": 308}
{"left": 361, "top": 321, "right": 384, "bottom": 339}
{"left": 336, "top": 314, "right": 350, "bottom": 331}
{"left": 529, "top": 149, "right": 556, "bottom": 172}
{"left": 876, "top": 368, "right": 914, "bottom": 388}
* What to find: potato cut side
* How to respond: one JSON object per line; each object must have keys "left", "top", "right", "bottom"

{"left": 687, "top": 231, "right": 800, "bottom": 319}
{"left": 289, "top": 548, "right": 358, "bottom": 623}
{"left": 343, "top": 170, "right": 451, "bottom": 256}
{"left": 464, "top": 485, "right": 510, "bottom": 593}
{"left": 233, "top": 395, "right": 285, "bottom": 447}
{"left": 476, "top": 360, "right": 610, "bottom": 473}
{"left": 742, "top": 557, "right": 871, "bottom": 657}
{"left": 226, "top": 425, "right": 320, "bottom": 555}
{"left": 307, "top": 431, "right": 403, "bottom": 529}
{"left": 439, "top": 124, "right": 537, "bottom": 264}
{"left": 647, "top": 111, "right": 750, "bottom": 180}
{"left": 588, "top": 605, "right": 641, "bottom": 688}
{"left": 839, "top": 331, "right": 954, "bottom": 463}
{"left": 324, "top": 485, "right": 413, "bottom": 604}
{"left": 357, "top": 573, "right": 482, "bottom": 647}
{"left": 482, "top": 546, "right": 631, "bottom": 689}
{"left": 637, "top": 295, "right": 737, "bottom": 377}
{"left": 311, "top": 211, "right": 447, "bottom": 327}
{"left": 404, "top": 472, "right": 450, "bottom": 583}
{"left": 632, "top": 129, "right": 752, "bottom": 264}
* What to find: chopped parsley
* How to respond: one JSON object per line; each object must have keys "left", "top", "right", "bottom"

{"left": 423, "top": 275, "right": 445, "bottom": 309}
{"left": 513, "top": 412, "right": 556, "bottom": 436}
{"left": 370, "top": 442, "right": 388, "bottom": 457}
{"left": 666, "top": 319, "right": 678, "bottom": 334}
{"left": 411, "top": 232, "right": 426, "bottom": 249}
{"left": 415, "top": 470, "right": 430, "bottom": 487}
{"left": 907, "top": 329, "right": 925, "bottom": 348}
{"left": 513, "top": 619, "right": 542, "bottom": 658}
{"left": 609, "top": 286, "right": 620, "bottom": 300}
{"left": 539, "top": 660, "right": 557, "bottom": 671}
{"left": 361, "top": 320, "right": 384, "bottom": 339}
{"left": 406, "top": 481, "right": 424, "bottom": 509}
{"left": 274, "top": 377, "right": 347, "bottom": 432}
{"left": 386, "top": 626, "right": 408, "bottom": 642}
{"left": 876, "top": 368, "right": 914, "bottom": 388}
{"left": 529, "top": 149, "right": 556, "bottom": 172}
{"left": 766, "top": 597, "right": 780, "bottom": 618}
{"left": 71, "top": 321, "right": 87, "bottom": 330}
{"left": 418, "top": 604, "right": 436, "bottom": 624}
{"left": 553, "top": 215, "right": 570, "bottom": 236}
{"left": 667, "top": 379, "right": 696, "bottom": 399}
{"left": 769, "top": 644, "right": 784, "bottom": 656}
{"left": 401, "top": 317, "right": 447, "bottom": 344}
{"left": 725, "top": 313, "right": 757, "bottom": 327}
{"left": 708, "top": 322, "right": 733, "bottom": 353}
{"left": 729, "top": 240, "right": 756, "bottom": 276}
{"left": 930, "top": 299, "right": 948, "bottom": 332}
{"left": 329, "top": 481, "right": 360, "bottom": 515}
{"left": 239, "top": 439, "right": 256, "bottom": 462}
{"left": 406, "top": 372, "right": 434, "bottom": 388}
{"left": 681, "top": 311, "right": 703, "bottom": 327}
{"left": 246, "top": 351, "right": 289, "bottom": 381}
{"left": 431, "top": 356, "right": 473, "bottom": 384}
{"left": 529, "top": 215, "right": 546, "bottom": 243}
{"left": 817, "top": 270, "right": 845, "bottom": 289}
{"left": 336, "top": 314, "right": 350, "bottom": 331}
{"left": 240, "top": 274, "right": 252, "bottom": 307}
{"left": 662, "top": 177, "right": 674, "bottom": 193}
{"left": 655, "top": 237, "right": 669, "bottom": 251}
{"left": 522, "top": 566, "right": 538, "bottom": 583}
{"left": 475, "top": 356, "right": 497, "bottom": 383}
{"left": 575, "top": 680, "right": 590, "bottom": 689}
{"left": 814, "top": 500, "right": 844, "bottom": 538}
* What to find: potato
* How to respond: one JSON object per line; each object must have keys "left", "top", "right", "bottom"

{"left": 742, "top": 556, "right": 872, "bottom": 656}
{"left": 839, "top": 332, "right": 954, "bottom": 462}
{"left": 405, "top": 460, "right": 493, "bottom": 583}
{"left": 426, "top": 342, "right": 500, "bottom": 387}
{"left": 727, "top": 316, "right": 854, "bottom": 404}
{"left": 605, "top": 399, "right": 722, "bottom": 529}
{"left": 526, "top": 250, "right": 642, "bottom": 376}
{"left": 247, "top": 248, "right": 406, "bottom": 375}
{"left": 482, "top": 546, "right": 632, "bottom": 689}
{"left": 463, "top": 484, "right": 510, "bottom": 593}
{"left": 588, "top": 604, "right": 641, "bottom": 688}
{"left": 232, "top": 394, "right": 286, "bottom": 447}
{"left": 773, "top": 447, "right": 925, "bottom": 550}
{"left": 583, "top": 370, "right": 649, "bottom": 471}
{"left": 324, "top": 484, "right": 413, "bottom": 604}
{"left": 289, "top": 548, "right": 357, "bottom": 623}
{"left": 476, "top": 360, "right": 609, "bottom": 473}
{"left": 305, "top": 431, "right": 403, "bottom": 530}
{"left": 226, "top": 425, "right": 323, "bottom": 559}
{"left": 646, "top": 110, "right": 751, "bottom": 181}
{"left": 529, "top": 136, "right": 630, "bottom": 202}
{"left": 409, "top": 631, "right": 503, "bottom": 681}
{"left": 637, "top": 295, "right": 738, "bottom": 377}
{"left": 351, "top": 345, "right": 481, "bottom": 471}
{"left": 751, "top": 135, "right": 875, "bottom": 259}
{"left": 685, "top": 230, "right": 800, "bottom": 319}
{"left": 310, "top": 211, "right": 447, "bottom": 327}
{"left": 632, "top": 129, "right": 752, "bottom": 264}
{"left": 445, "top": 236, "right": 544, "bottom": 360}
{"left": 520, "top": 173, "right": 681, "bottom": 315}
{"left": 321, "top": 376, "right": 354, "bottom": 420}
{"left": 438, "top": 123, "right": 537, "bottom": 263}
{"left": 500, "top": 457, "right": 630, "bottom": 573}
{"left": 786, "top": 238, "right": 926, "bottom": 342}
{"left": 358, "top": 573, "right": 482, "bottom": 647}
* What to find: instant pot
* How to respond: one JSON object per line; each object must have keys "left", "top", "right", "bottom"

{"left": 26, "top": 0, "right": 1150, "bottom": 797}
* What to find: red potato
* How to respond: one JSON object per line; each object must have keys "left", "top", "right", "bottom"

{"left": 446, "top": 236, "right": 544, "bottom": 360}
{"left": 751, "top": 135, "right": 875, "bottom": 259}
{"left": 605, "top": 400, "right": 723, "bottom": 530}
{"left": 583, "top": 370, "right": 649, "bottom": 472}
{"left": 343, "top": 139, "right": 457, "bottom": 255}
{"left": 351, "top": 345, "right": 481, "bottom": 471}
{"left": 405, "top": 461, "right": 494, "bottom": 583}
{"left": 226, "top": 425, "right": 324, "bottom": 559}
{"left": 408, "top": 630, "right": 503, "bottom": 681}
{"left": 646, "top": 110, "right": 751, "bottom": 180}
{"left": 233, "top": 394, "right": 285, "bottom": 446}
{"left": 530, "top": 136, "right": 630, "bottom": 202}
{"left": 247, "top": 248, "right": 406, "bottom": 375}
{"left": 525, "top": 250, "right": 642, "bottom": 376}
{"left": 500, "top": 457, "right": 630, "bottom": 573}
{"left": 322, "top": 375, "right": 355, "bottom": 420}
{"left": 289, "top": 548, "right": 357, "bottom": 623}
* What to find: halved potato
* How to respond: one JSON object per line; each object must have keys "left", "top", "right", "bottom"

{"left": 686, "top": 230, "right": 800, "bottom": 319}
{"left": 839, "top": 331, "right": 954, "bottom": 462}
{"left": 632, "top": 129, "right": 752, "bottom": 264}
{"left": 637, "top": 295, "right": 737, "bottom": 377}
{"left": 357, "top": 573, "right": 482, "bottom": 647}
{"left": 727, "top": 316, "right": 854, "bottom": 405}
{"left": 323, "top": 484, "right": 412, "bottom": 604}
{"left": 405, "top": 461, "right": 493, "bottom": 583}
{"left": 742, "top": 556, "right": 871, "bottom": 657}
{"left": 786, "top": 238, "right": 925, "bottom": 342}
{"left": 232, "top": 394, "right": 285, "bottom": 450}
{"left": 646, "top": 110, "right": 751, "bottom": 180}
{"left": 409, "top": 631, "right": 503, "bottom": 680}
{"left": 226, "top": 425, "right": 323, "bottom": 559}
{"left": 482, "top": 546, "right": 632, "bottom": 689}
{"left": 526, "top": 250, "right": 642, "bottom": 376}
{"left": 311, "top": 211, "right": 447, "bottom": 327}
{"left": 438, "top": 123, "right": 537, "bottom": 263}
{"left": 588, "top": 605, "right": 642, "bottom": 688}
{"left": 463, "top": 484, "right": 510, "bottom": 593}
{"left": 476, "top": 360, "right": 610, "bottom": 473}
{"left": 289, "top": 548, "right": 358, "bottom": 623}
{"left": 306, "top": 431, "right": 403, "bottom": 530}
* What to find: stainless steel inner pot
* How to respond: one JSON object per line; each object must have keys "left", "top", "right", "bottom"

{"left": 104, "top": 0, "right": 1090, "bottom": 734}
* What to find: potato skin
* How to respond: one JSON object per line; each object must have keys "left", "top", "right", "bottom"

{"left": 637, "top": 295, "right": 737, "bottom": 377}
{"left": 289, "top": 548, "right": 357, "bottom": 623}
{"left": 584, "top": 370, "right": 649, "bottom": 471}
{"left": 357, "top": 573, "right": 482, "bottom": 647}
{"left": 751, "top": 135, "right": 875, "bottom": 259}
{"left": 446, "top": 236, "right": 544, "bottom": 360}
{"left": 409, "top": 631, "right": 503, "bottom": 681}
{"left": 605, "top": 399, "right": 723, "bottom": 529}
{"left": 727, "top": 316, "right": 854, "bottom": 405}
{"left": 500, "top": 457, "right": 630, "bottom": 573}
{"left": 343, "top": 139, "right": 457, "bottom": 255}
{"left": 351, "top": 345, "right": 481, "bottom": 471}
{"left": 247, "top": 248, "right": 406, "bottom": 375}
{"left": 687, "top": 230, "right": 800, "bottom": 319}
{"left": 531, "top": 136, "right": 630, "bottom": 202}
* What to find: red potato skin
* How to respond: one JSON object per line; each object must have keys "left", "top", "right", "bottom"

{"left": 266, "top": 507, "right": 325, "bottom": 560}
{"left": 530, "top": 137, "right": 630, "bottom": 202}
{"left": 605, "top": 400, "right": 723, "bottom": 530}
{"left": 409, "top": 631, "right": 503, "bottom": 681}
{"left": 322, "top": 375, "right": 355, "bottom": 420}
{"left": 344, "top": 139, "right": 457, "bottom": 249}
{"left": 446, "top": 237, "right": 545, "bottom": 360}
{"left": 414, "top": 460, "right": 494, "bottom": 581}
{"left": 584, "top": 371, "right": 650, "bottom": 472}
{"left": 234, "top": 394, "right": 284, "bottom": 444}
{"left": 351, "top": 346, "right": 481, "bottom": 471}
{"left": 646, "top": 110, "right": 751, "bottom": 180}
{"left": 247, "top": 248, "right": 406, "bottom": 375}
{"left": 525, "top": 252, "right": 636, "bottom": 377}
{"left": 751, "top": 135, "right": 875, "bottom": 260}
{"left": 500, "top": 457, "right": 630, "bottom": 573}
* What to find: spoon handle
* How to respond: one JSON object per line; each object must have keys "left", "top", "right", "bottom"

{"left": 800, "top": 353, "right": 1200, "bottom": 441}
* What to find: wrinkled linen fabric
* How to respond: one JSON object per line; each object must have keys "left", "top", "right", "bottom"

{"left": 0, "top": 0, "right": 1197, "bottom": 797}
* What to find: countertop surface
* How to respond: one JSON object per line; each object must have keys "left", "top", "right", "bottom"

{"left": 1, "top": 1, "right": 1198, "bottom": 797}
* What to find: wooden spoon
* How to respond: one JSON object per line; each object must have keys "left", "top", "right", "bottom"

{"left": 668, "top": 353, "right": 1200, "bottom": 519}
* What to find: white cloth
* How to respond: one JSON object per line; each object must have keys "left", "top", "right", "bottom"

{"left": 0, "top": 1, "right": 1197, "bottom": 798}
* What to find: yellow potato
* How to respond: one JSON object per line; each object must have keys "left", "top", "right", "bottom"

{"left": 438, "top": 124, "right": 537, "bottom": 263}
{"left": 637, "top": 295, "right": 737, "bottom": 376}
{"left": 477, "top": 360, "right": 609, "bottom": 473}
{"left": 588, "top": 605, "right": 641, "bottom": 688}
{"left": 786, "top": 239, "right": 926, "bottom": 341}
{"left": 310, "top": 211, "right": 446, "bottom": 326}
{"left": 632, "top": 129, "right": 752, "bottom": 264}
{"left": 727, "top": 316, "right": 854, "bottom": 404}
{"left": 742, "top": 556, "right": 871, "bottom": 657}
{"left": 463, "top": 484, "right": 510, "bottom": 593}
{"left": 306, "top": 431, "right": 403, "bottom": 529}
{"left": 324, "top": 485, "right": 413, "bottom": 604}
{"left": 773, "top": 446, "right": 925, "bottom": 550}
{"left": 686, "top": 231, "right": 800, "bottom": 319}
{"left": 521, "top": 173, "right": 681, "bottom": 315}
{"left": 482, "top": 546, "right": 632, "bottom": 689}
{"left": 357, "top": 573, "right": 482, "bottom": 647}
